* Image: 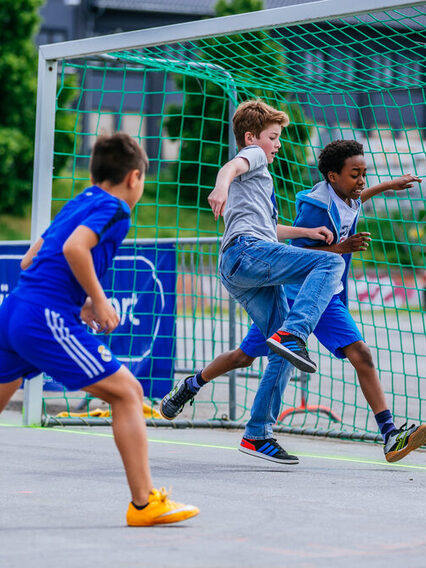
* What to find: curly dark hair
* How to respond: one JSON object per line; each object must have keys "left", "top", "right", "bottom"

{"left": 318, "top": 140, "right": 364, "bottom": 182}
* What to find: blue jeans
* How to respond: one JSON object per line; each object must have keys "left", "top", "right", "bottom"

{"left": 220, "top": 236, "right": 345, "bottom": 439}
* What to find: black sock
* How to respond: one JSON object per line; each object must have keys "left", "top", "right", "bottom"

{"left": 132, "top": 501, "right": 148, "bottom": 510}
{"left": 195, "top": 369, "right": 208, "bottom": 388}
{"left": 375, "top": 409, "right": 396, "bottom": 443}
{"left": 185, "top": 370, "right": 207, "bottom": 393}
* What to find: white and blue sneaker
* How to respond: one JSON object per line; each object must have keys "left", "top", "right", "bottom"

{"left": 384, "top": 423, "right": 426, "bottom": 462}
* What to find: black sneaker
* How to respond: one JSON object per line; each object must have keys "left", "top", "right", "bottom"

{"left": 266, "top": 331, "right": 317, "bottom": 373}
{"left": 159, "top": 377, "right": 196, "bottom": 420}
{"left": 384, "top": 423, "right": 426, "bottom": 463}
{"left": 239, "top": 437, "right": 299, "bottom": 464}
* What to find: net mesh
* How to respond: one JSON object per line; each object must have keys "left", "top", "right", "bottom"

{"left": 42, "top": 3, "right": 425, "bottom": 439}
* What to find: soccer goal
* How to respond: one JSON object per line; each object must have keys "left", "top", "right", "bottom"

{"left": 23, "top": 0, "right": 425, "bottom": 443}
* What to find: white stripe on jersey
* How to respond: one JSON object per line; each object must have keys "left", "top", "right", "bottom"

{"left": 45, "top": 309, "right": 105, "bottom": 378}
{"left": 53, "top": 311, "right": 102, "bottom": 377}
{"left": 60, "top": 316, "right": 105, "bottom": 373}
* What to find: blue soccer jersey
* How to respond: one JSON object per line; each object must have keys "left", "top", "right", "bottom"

{"left": 14, "top": 185, "right": 130, "bottom": 311}
{"left": 0, "top": 186, "right": 130, "bottom": 390}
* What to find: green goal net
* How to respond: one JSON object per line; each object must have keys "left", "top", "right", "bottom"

{"left": 32, "top": 1, "right": 425, "bottom": 442}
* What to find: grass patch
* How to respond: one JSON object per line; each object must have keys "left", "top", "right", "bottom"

{"left": 0, "top": 170, "right": 223, "bottom": 242}
{"left": 0, "top": 213, "right": 31, "bottom": 240}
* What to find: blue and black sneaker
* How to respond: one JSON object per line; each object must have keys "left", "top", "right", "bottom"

{"left": 239, "top": 437, "right": 299, "bottom": 464}
{"left": 266, "top": 331, "right": 317, "bottom": 373}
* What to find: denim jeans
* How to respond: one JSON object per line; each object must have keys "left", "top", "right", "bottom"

{"left": 220, "top": 236, "right": 345, "bottom": 439}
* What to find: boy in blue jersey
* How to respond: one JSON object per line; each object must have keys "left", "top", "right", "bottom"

{"left": 160, "top": 139, "right": 426, "bottom": 463}
{"left": 162, "top": 100, "right": 346, "bottom": 463}
{"left": 0, "top": 133, "right": 199, "bottom": 526}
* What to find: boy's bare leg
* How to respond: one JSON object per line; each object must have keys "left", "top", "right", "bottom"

{"left": 0, "top": 378, "right": 23, "bottom": 413}
{"left": 344, "top": 341, "right": 387, "bottom": 414}
{"left": 83, "top": 366, "right": 153, "bottom": 506}
{"left": 160, "top": 348, "right": 255, "bottom": 420}
{"left": 201, "top": 348, "right": 255, "bottom": 381}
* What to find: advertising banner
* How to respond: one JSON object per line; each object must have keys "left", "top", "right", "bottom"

{"left": 0, "top": 242, "right": 176, "bottom": 398}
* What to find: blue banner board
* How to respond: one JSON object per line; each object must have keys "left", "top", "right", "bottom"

{"left": 0, "top": 242, "right": 176, "bottom": 398}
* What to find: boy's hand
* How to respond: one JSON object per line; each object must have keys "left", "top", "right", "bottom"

{"left": 80, "top": 298, "right": 100, "bottom": 331}
{"left": 336, "top": 232, "right": 371, "bottom": 253}
{"left": 305, "top": 226, "right": 334, "bottom": 244}
{"left": 91, "top": 297, "right": 120, "bottom": 334}
{"left": 208, "top": 185, "right": 228, "bottom": 220}
{"left": 386, "top": 174, "right": 422, "bottom": 192}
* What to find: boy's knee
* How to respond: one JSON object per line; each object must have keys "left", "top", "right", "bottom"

{"left": 317, "top": 250, "right": 344, "bottom": 274}
{"left": 346, "top": 341, "right": 374, "bottom": 369}
{"left": 129, "top": 376, "right": 144, "bottom": 401}
{"left": 332, "top": 253, "right": 345, "bottom": 271}
{"left": 116, "top": 371, "right": 144, "bottom": 403}
{"left": 230, "top": 348, "right": 255, "bottom": 368}
{"left": 327, "top": 253, "right": 345, "bottom": 280}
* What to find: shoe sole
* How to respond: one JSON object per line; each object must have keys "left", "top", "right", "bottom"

{"left": 128, "top": 507, "right": 200, "bottom": 526}
{"left": 266, "top": 338, "right": 317, "bottom": 373}
{"left": 385, "top": 424, "right": 426, "bottom": 463}
{"left": 239, "top": 446, "right": 299, "bottom": 464}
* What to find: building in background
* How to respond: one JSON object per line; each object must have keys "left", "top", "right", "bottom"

{"left": 37, "top": 0, "right": 426, "bottom": 208}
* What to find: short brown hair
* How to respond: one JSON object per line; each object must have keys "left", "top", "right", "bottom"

{"left": 90, "top": 133, "right": 149, "bottom": 185}
{"left": 232, "top": 99, "right": 290, "bottom": 148}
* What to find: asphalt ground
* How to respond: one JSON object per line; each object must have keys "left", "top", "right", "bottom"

{"left": 1, "top": 408, "right": 426, "bottom": 568}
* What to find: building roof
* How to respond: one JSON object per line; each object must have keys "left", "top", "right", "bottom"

{"left": 91, "top": 0, "right": 321, "bottom": 16}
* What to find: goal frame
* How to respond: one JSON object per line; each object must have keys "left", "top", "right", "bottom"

{"left": 24, "top": 0, "right": 424, "bottom": 425}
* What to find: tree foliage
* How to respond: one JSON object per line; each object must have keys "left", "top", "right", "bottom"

{"left": 0, "top": 0, "right": 75, "bottom": 215}
{"left": 164, "top": 0, "right": 311, "bottom": 217}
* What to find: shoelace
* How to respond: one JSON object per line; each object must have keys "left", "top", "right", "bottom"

{"left": 280, "top": 333, "right": 308, "bottom": 354}
{"left": 397, "top": 422, "right": 416, "bottom": 434}
{"left": 152, "top": 487, "right": 170, "bottom": 502}
{"left": 173, "top": 383, "right": 194, "bottom": 406}
{"left": 293, "top": 337, "right": 309, "bottom": 356}
{"left": 267, "top": 438, "right": 283, "bottom": 451}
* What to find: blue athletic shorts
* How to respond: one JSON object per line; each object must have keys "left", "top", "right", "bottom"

{"left": 239, "top": 294, "right": 364, "bottom": 360}
{"left": 0, "top": 294, "right": 122, "bottom": 390}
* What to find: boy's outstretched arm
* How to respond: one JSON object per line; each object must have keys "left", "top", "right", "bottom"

{"left": 277, "top": 224, "right": 333, "bottom": 244}
{"left": 361, "top": 173, "right": 421, "bottom": 203}
{"left": 208, "top": 157, "right": 249, "bottom": 220}
{"left": 63, "top": 225, "right": 119, "bottom": 334}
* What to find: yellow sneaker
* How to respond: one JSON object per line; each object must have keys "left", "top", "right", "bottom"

{"left": 126, "top": 488, "right": 200, "bottom": 526}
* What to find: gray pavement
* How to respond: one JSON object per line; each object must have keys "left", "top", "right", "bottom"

{"left": 1, "top": 408, "right": 426, "bottom": 568}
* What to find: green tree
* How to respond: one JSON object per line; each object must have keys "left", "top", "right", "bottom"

{"left": 164, "top": 0, "right": 311, "bottom": 219}
{"left": 0, "top": 0, "right": 75, "bottom": 215}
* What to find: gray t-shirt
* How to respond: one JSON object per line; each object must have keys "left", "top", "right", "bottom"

{"left": 221, "top": 145, "right": 278, "bottom": 250}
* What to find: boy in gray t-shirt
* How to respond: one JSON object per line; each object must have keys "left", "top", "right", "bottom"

{"left": 221, "top": 145, "right": 278, "bottom": 247}
{"left": 161, "top": 100, "right": 345, "bottom": 463}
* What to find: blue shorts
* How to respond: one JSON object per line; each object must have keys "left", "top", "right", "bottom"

{"left": 239, "top": 294, "right": 363, "bottom": 360}
{"left": 0, "top": 294, "right": 122, "bottom": 390}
